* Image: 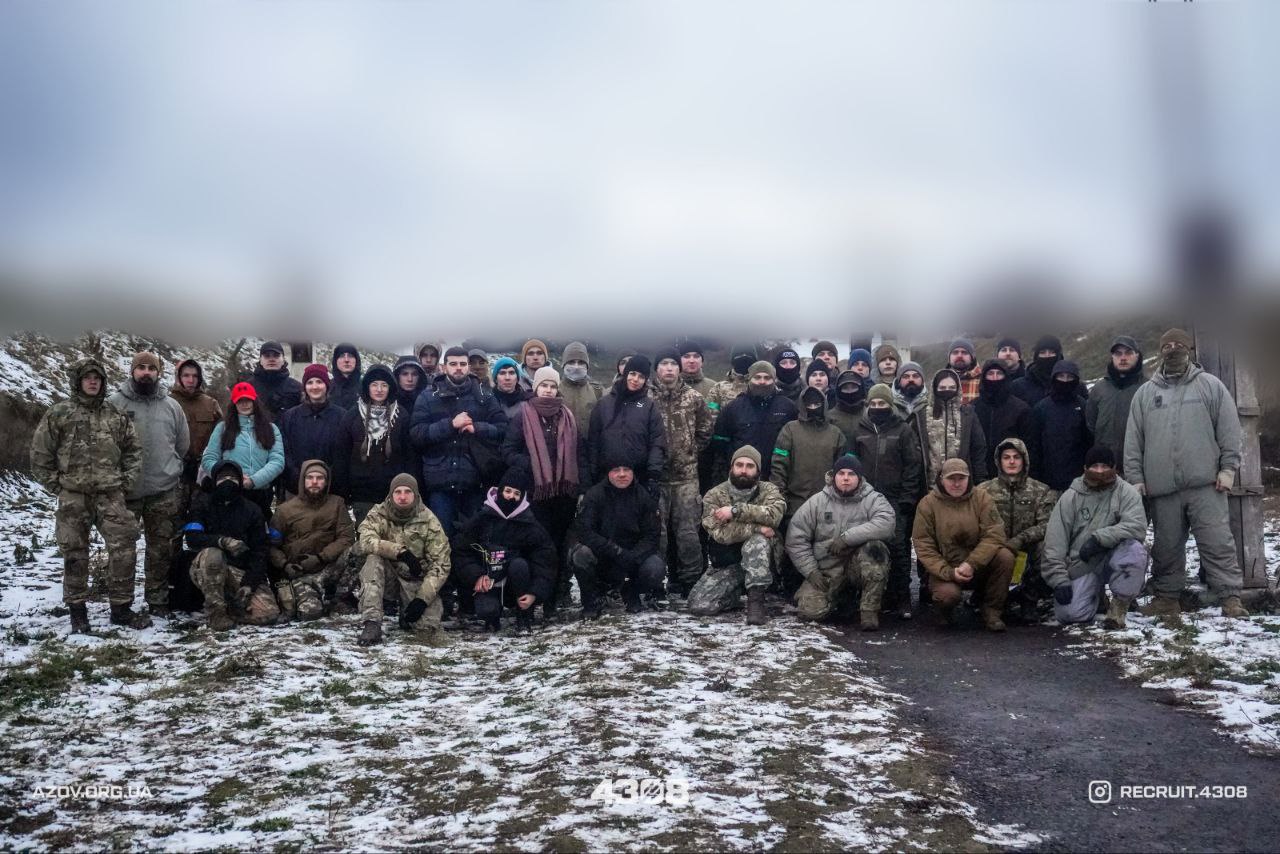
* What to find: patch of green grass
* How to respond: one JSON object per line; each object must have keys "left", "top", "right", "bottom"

{"left": 1150, "top": 648, "right": 1232, "bottom": 690}
{"left": 320, "top": 678, "right": 354, "bottom": 698}
{"left": 206, "top": 777, "right": 250, "bottom": 808}
{"left": 0, "top": 641, "right": 138, "bottom": 714}
{"left": 247, "top": 817, "right": 294, "bottom": 832}
{"left": 213, "top": 651, "right": 265, "bottom": 681}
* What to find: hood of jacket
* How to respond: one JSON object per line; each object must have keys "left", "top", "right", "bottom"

{"left": 170, "top": 358, "right": 207, "bottom": 397}
{"left": 798, "top": 386, "right": 828, "bottom": 422}
{"left": 359, "top": 363, "right": 398, "bottom": 404}
{"left": 482, "top": 486, "right": 534, "bottom": 521}
{"left": 68, "top": 357, "right": 109, "bottom": 408}
{"left": 331, "top": 343, "right": 362, "bottom": 379}
{"left": 992, "top": 437, "right": 1030, "bottom": 487}
{"left": 295, "top": 458, "right": 333, "bottom": 500}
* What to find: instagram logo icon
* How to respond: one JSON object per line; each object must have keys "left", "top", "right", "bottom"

{"left": 1088, "top": 781, "right": 1113, "bottom": 804}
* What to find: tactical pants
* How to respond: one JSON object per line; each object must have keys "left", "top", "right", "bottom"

{"left": 928, "top": 547, "right": 1014, "bottom": 621}
{"left": 279, "top": 553, "right": 351, "bottom": 620}
{"left": 190, "top": 548, "right": 281, "bottom": 623}
{"left": 687, "top": 532, "right": 775, "bottom": 616}
{"left": 358, "top": 555, "right": 442, "bottom": 632}
{"left": 570, "top": 545, "right": 665, "bottom": 609}
{"left": 657, "top": 480, "right": 705, "bottom": 589}
{"left": 795, "top": 540, "right": 891, "bottom": 621}
{"left": 56, "top": 489, "right": 138, "bottom": 606}
{"left": 1148, "top": 485, "right": 1243, "bottom": 600}
{"left": 126, "top": 486, "right": 182, "bottom": 608}
{"left": 1054, "top": 539, "right": 1149, "bottom": 624}
{"left": 473, "top": 557, "right": 533, "bottom": 626}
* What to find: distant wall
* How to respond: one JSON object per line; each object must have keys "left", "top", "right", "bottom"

{"left": 0, "top": 394, "right": 45, "bottom": 475}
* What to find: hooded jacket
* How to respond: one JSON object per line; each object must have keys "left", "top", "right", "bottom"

{"left": 183, "top": 460, "right": 269, "bottom": 586}
{"left": 971, "top": 358, "right": 1032, "bottom": 450}
{"left": 1042, "top": 473, "right": 1147, "bottom": 590}
{"left": 280, "top": 395, "right": 346, "bottom": 494}
{"left": 1027, "top": 362, "right": 1091, "bottom": 492}
{"left": 574, "top": 476, "right": 660, "bottom": 564}
{"left": 975, "top": 438, "right": 1057, "bottom": 557}
{"left": 1010, "top": 336, "right": 1085, "bottom": 407}
{"left": 924, "top": 369, "right": 988, "bottom": 484}
{"left": 410, "top": 373, "right": 508, "bottom": 493}
{"left": 785, "top": 478, "right": 896, "bottom": 578}
{"left": 770, "top": 389, "right": 849, "bottom": 517}
{"left": 393, "top": 355, "right": 429, "bottom": 412}
{"left": 329, "top": 344, "right": 363, "bottom": 411}
{"left": 559, "top": 342, "right": 604, "bottom": 430}
{"left": 201, "top": 414, "right": 285, "bottom": 491}
{"left": 650, "top": 376, "right": 713, "bottom": 484}
{"left": 32, "top": 357, "right": 142, "bottom": 496}
{"left": 585, "top": 380, "right": 668, "bottom": 487}
{"left": 711, "top": 386, "right": 798, "bottom": 482}
{"left": 451, "top": 487, "right": 558, "bottom": 604}
{"left": 333, "top": 365, "right": 413, "bottom": 504}
{"left": 873, "top": 343, "right": 901, "bottom": 386}
{"left": 356, "top": 480, "right": 451, "bottom": 602}
{"left": 269, "top": 460, "right": 356, "bottom": 572}
{"left": 249, "top": 363, "right": 303, "bottom": 423}
{"left": 827, "top": 369, "right": 867, "bottom": 442}
{"left": 1085, "top": 350, "right": 1147, "bottom": 478}
{"left": 911, "top": 475, "right": 1007, "bottom": 582}
{"left": 1123, "top": 362, "right": 1243, "bottom": 498}
{"left": 849, "top": 407, "right": 923, "bottom": 507}
{"left": 170, "top": 359, "right": 224, "bottom": 480}
{"left": 107, "top": 377, "right": 190, "bottom": 499}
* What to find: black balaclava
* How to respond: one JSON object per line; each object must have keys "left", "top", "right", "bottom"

{"left": 1049, "top": 359, "right": 1080, "bottom": 403}
{"left": 868, "top": 406, "right": 894, "bottom": 426}
{"left": 496, "top": 468, "right": 529, "bottom": 516}
{"left": 774, "top": 349, "right": 801, "bottom": 385}
{"left": 1029, "top": 335, "right": 1064, "bottom": 382}
{"left": 978, "top": 359, "right": 1010, "bottom": 405}
{"left": 800, "top": 387, "right": 825, "bottom": 424}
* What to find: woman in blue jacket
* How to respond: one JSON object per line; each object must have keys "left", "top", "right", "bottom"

{"left": 201, "top": 382, "right": 285, "bottom": 516}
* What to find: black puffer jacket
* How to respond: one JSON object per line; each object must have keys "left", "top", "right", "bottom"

{"left": 1028, "top": 367, "right": 1093, "bottom": 492}
{"left": 451, "top": 490, "right": 558, "bottom": 604}
{"left": 249, "top": 364, "right": 303, "bottom": 423}
{"left": 849, "top": 410, "right": 924, "bottom": 507}
{"left": 574, "top": 478, "right": 659, "bottom": 564}
{"left": 711, "top": 389, "right": 798, "bottom": 480}
{"left": 971, "top": 359, "right": 1032, "bottom": 449}
{"left": 182, "top": 461, "right": 269, "bottom": 587}
{"left": 409, "top": 374, "right": 508, "bottom": 492}
{"left": 584, "top": 381, "right": 667, "bottom": 487}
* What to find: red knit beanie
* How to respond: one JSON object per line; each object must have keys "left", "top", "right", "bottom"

{"left": 302, "top": 363, "right": 331, "bottom": 389}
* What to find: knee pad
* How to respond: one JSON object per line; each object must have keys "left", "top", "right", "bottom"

{"left": 864, "top": 541, "right": 890, "bottom": 565}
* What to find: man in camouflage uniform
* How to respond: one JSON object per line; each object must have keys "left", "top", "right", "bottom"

{"left": 269, "top": 460, "right": 356, "bottom": 620}
{"left": 31, "top": 357, "right": 149, "bottom": 632}
{"left": 705, "top": 343, "right": 757, "bottom": 417}
{"left": 689, "top": 446, "right": 786, "bottom": 624}
{"left": 108, "top": 351, "right": 190, "bottom": 617}
{"left": 786, "top": 454, "right": 895, "bottom": 631}
{"left": 651, "top": 349, "right": 714, "bottom": 596}
{"left": 677, "top": 339, "right": 718, "bottom": 401}
{"left": 976, "top": 438, "right": 1057, "bottom": 623}
{"left": 356, "top": 473, "right": 451, "bottom": 645}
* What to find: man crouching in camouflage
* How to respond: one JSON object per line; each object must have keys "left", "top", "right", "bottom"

{"left": 786, "top": 454, "right": 895, "bottom": 631}
{"left": 31, "top": 357, "right": 149, "bottom": 632}
{"left": 183, "top": 461, "right": 280, "bottom": 630}
{"left": 356, "top": 473, "right": 450, "bottom": 646}
{"left": 688, "top": 446, "right": 786, "bottom": 625}
{"left": 269, "top": 460, "right": 355, "bottom": 620}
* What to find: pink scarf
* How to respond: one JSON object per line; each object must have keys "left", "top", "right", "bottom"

{"left": 520, "top": 399, "right": 578, "bottom": 501}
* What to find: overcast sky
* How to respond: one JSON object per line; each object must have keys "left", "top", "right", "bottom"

{"left": 0, "top": 1, "right": 1276, "bottom": 347}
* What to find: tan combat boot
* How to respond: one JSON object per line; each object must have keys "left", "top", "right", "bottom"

{"left": 1221, "top": 596, "right": 1250, "bottom": 619}
{"left": 860, "top": 610, "right": 880, "bottom": 632}
{"left": 1103, "top": 595, "right": 1131, "bottom": 631}
{"left": 207, "top": 608, "right": 234, "bottom": 632}
{"left": 1139, "top": 595, "right": 1182, "bottom": 624}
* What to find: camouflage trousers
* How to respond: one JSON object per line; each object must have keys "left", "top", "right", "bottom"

{"left": 277, "top": 552, "right": 351, "bottom": 621}
{"left": 687, "top": 532, "right": 776, "bottom": 616}
{"left": 795, "top": 540, "right": 890, "bottom": 621}
{"left": 657, "top": 480, "right": 705, "bottom": 588}
{"left": 56, "top": 489, "right": 138, "bottom": 606}
{"left": 358, "top": 555, "right": 442, "bottom": 632}
{"left": 189, "top": 548, "right": 281, "bottom": 624}
{"left": 126, "top": 486, "right": 182, "bottom": 608}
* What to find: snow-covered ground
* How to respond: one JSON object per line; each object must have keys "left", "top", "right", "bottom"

{"left": 0, "top": 474, "right": 1038, "bottom": 851}
{"left": 1062, "top": 521, "right": 1280, "bottom": 755}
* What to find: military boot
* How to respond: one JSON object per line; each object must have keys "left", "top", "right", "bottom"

{"left": 1103, "top": 595, "right": 1132, "bottom": 631}
{"left": 515, "top": 608, "right": 534, "bottom": 635}
{"left": 1221, "top": 596, "right": 1250, "bottom": 619}
{"left": 357, "top": 620, "right": 383, "bottom": 646}
{"left": 859, "top": 610, "right": 879, "bottom": 632}
{"left": 746, "top": 588, "right": 767, "bottom": 625}
{"left": 983, "top": 610, "right": 1006, "bottom": 633}
{"left": 207, "top": 608, "right": 234, "bottom": 632}
{"left": 329, "top": 594, "right": 359, "bottom": 616}
{"left": 1140, "top": 595, "right": 1182, "bottom": 624}
{"left": 69, "top": 603, "right": 90, "bottom": 634}
{"left": 110, "top": 604, "right": 153, "bottom": 629}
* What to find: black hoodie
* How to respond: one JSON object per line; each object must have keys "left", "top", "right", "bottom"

{"left": 330, "top": 343, "right": 362, "bottom": 411}
{"left": 971, "top": 358, "right": 1031, "bottom": 449}
{"left": 183, "top": 460, "right": 270, "bottom": 587}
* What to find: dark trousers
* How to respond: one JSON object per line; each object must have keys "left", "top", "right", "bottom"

{"left": 472, "top": 558, "right": 533, "bottom": 627}
{"left": 571, "top": 545, "right": 665, "bottom": 608}
{"left": 532, "top": 495, "right": 577, "bottom": 611}
{"left": 430, "top": 489, "right": 483, "bottom": 616}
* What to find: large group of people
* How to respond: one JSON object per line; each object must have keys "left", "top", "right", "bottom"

{"left": 30, "top": 329, "right": 1251, "bottom": 644}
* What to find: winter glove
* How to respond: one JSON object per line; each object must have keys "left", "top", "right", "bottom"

{"left": 283, "top": 562, "right": 304, "bottom": 579}
{"left": 403, "top": 597, "right": 428, "bottom": 624}
{"left": 1053, "top": 584, "right": 1074, "bottom": 606}
{"left": 828, "top": 535, "right": 853, "bottom": 557}
{"left": 806, "top": 571, "right": 831, "bottom": 594}
{"left": 1077, "top": 535, "right": 1104, "bottom": 564}
{"left": 397, "top": 549, "right": 424, "bottom": 579}
{"left": 297, "top": 554, "right": 321, "bottom": 573}
{"left": 218, "top": 537, "right": 249, "bottom": 557}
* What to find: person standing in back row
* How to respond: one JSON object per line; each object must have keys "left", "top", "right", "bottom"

{"left": 1085, "top": 335, "right": 1147, "bottom": 479}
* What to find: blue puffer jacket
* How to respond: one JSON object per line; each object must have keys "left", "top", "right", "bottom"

{"left": 201, "top": 416, "right": 285, "bottom": 490}
{"left": 409, "top": 375, "right": 508, "bottom": 492}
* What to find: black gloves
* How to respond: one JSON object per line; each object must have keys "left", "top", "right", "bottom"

{"left": 397, "top": 549, "right": 424, "bottom": 579}
{"left": 403, "top": 597, "right": 428, "bottom": 624}
{"left": 1077, "top": 535, "right": 1105, "bottom": 563}
{"left": 1053, "top": 584, "right": 1074, "bottom": 606}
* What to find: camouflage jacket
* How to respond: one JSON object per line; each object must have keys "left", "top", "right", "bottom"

{"left": 31, "top": 357, "right": 142, "bottom": 496}
{"left": 701, "top": 479, "right": 786, "bottom": 545}
{"left": 650, "top": 379, "right": 713, "bottom": 483}
{"left": 975, "top": 439, "right": 1057, "bottom": 555}
{"left": 682, "top": 370, "right": 718, "bottom": 404}
{"left": 357, "top": 498, "right": 451, "bottom": 601}
{"left": 705, "top": 371, "right": 748, "bottom": 416}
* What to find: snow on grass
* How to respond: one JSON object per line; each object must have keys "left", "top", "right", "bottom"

{"left": 0, "top": 475, "right": 1038, "bottom": 851}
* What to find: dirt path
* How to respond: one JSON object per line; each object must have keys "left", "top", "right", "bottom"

{"left": 827, "top": 618, "right": 1280, "bottom": 852}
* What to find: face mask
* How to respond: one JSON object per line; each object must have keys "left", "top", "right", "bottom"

{"left": 1162, "top": 349, "right": 1190, "bottom": 374}
{"left": 981, "top": 378, "right": 1007, "bottom": 398}
{"left": 564, "top": 364, "right": 589, "bottom": 382}
{"left": 497, "top": 494, "right": 522, "bottom": 515}
{"left": 1083, "top": 469, "right": 1117, "bottom": 489}
{"left": 731, "top": 355, "right": 754, "bottom": 376}
{"left": 1051, "top": 380, "right": 1077, "bottom": 400}
{"left": 935, "top": 388, "right": 958, "bottom": 403}
{"left": 776, "top": 365, "right": 800, "bottom": 384}
{"left": 1033, "top": 355, "right": 1058, "bottom": 372}
{"left": 729, "top": 473, "right": 758, "bottom": 490}
{"left": 838, "top": 387, "right": 865, "bottom": 406}
{"left": 214, "top": 479, "right": 239, "bottom": 502}
{"left": 804, "top": 405, "right": 824, "bottom": 422}
{"left": 868, "top": 408, "right": 894, "bottom": 425}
